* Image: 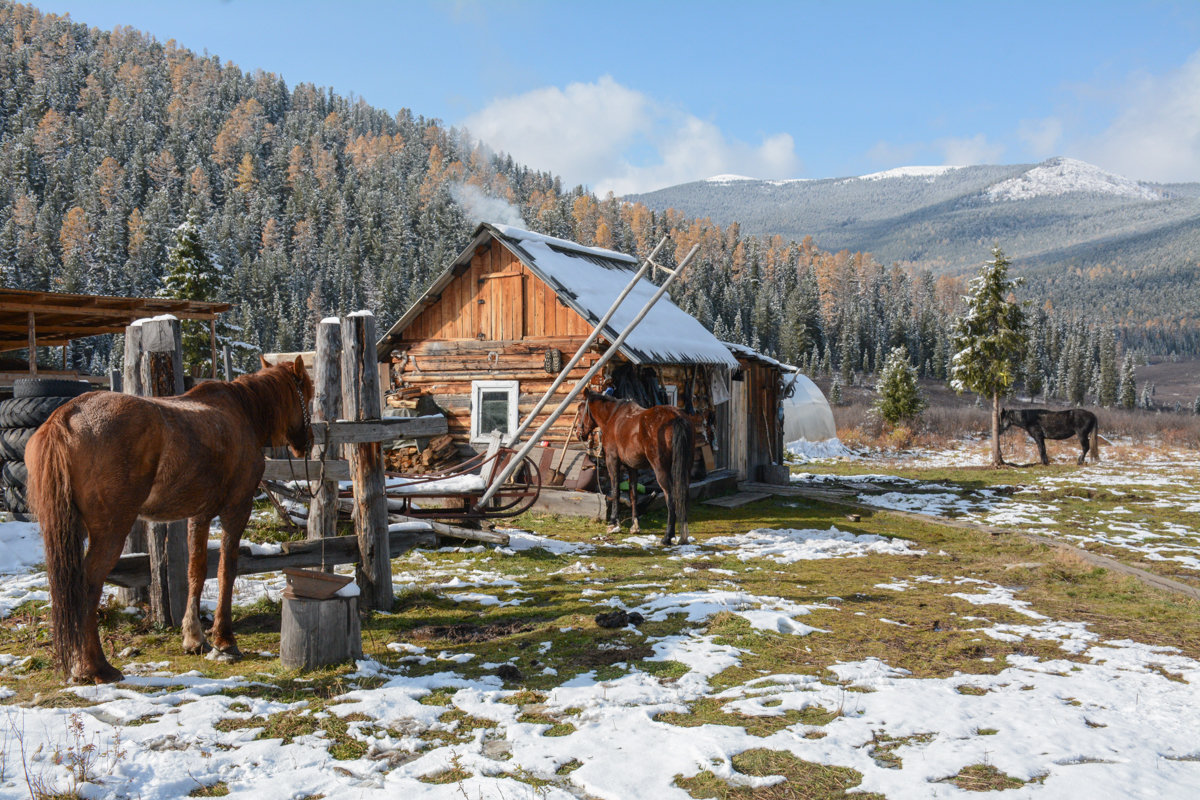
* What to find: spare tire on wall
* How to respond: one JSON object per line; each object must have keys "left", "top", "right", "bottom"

{"left": 0, "top": 427, "right": 35, "bottom": 461}
{"left": 13, "top": 377, "right": 92, "bottom": 400}
{"left": 0, "top": 396, "right": 72, "bottom": 428}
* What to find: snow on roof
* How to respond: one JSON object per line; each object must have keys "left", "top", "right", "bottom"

{"left": 722, "top": 341, "right": 786, "bottom": 371}
{"left": 492, "top": 226, "right": 738, "bottom": 368}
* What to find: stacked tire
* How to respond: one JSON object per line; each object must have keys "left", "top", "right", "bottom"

{"left": 0, "top": 378, "right": 92, "bottom": 521}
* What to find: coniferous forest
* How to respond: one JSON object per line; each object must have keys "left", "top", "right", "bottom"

{"left": 0, "top": 4, "right": 1190, "bottom": 410}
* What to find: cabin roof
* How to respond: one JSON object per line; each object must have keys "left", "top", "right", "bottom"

{"left": 378, "top": 223, "right": 738, "bottom": 369}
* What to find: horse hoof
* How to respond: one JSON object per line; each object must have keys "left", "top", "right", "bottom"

{"left": 606, "top": 524, "right": 621, "bottom": 535}
{"left": 630, "top": 524, "right": 640, "bottom": 534}
{"left": 206, "top": 646, "right": 241, "bottom": 663}
{"left": 659, "top": 536, "right": 673, "bottom": 546}
{"left": 183, "top": 642, "right": 210, "bottom": 656}
{"left": 72, "top": 666, "right": 123, "bottom": 685}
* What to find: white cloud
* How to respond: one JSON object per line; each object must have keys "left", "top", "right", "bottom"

{"left": 462, "top": 76, "right": 801, "bottom": 195}
{"left": 936, "top": 133, "right": 1005, "bottom": 166}
{"left": 1078, "top": 50, "right": 1200, "bottom": 183}
{"left": 1018, "top": 117, "right": 1064, "bottom": 159}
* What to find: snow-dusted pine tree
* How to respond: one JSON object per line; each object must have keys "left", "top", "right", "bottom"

{"left": 874, "top": 345, "right": 926, "bottom": 426}
{"left": 950, "top": 246, "right": 1028, "bottom": 466}
{"left": 158, "top": 211, "right": 228, "bottom": 375}
{"left": 1119, "top": 354, "right": 1137, "bottom": 410}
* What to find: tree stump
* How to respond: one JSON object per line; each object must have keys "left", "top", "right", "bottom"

{"left": 280, "top": 593, "right": 363, "bottom": 671}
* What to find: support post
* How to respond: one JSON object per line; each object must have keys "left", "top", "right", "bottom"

{"left": 341, "top": 311, "right": 392, "bottom": 611}
{"left": 222, "top": 345, "right": 233, "bottom": 381}
{"left": 209, "top": 318, "right": 218, "bottom": 379}
{"left": 136, "top": 315, "right": 188, "bottom": 626}
{"left": 27, "top": 311, "right": 35, "bottom": 374}
{"left": 307, "top": 318, "right": 342, "bottom": 544}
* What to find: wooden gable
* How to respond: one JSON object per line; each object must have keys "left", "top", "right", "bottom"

{"left": 400, "top": 239, "right": 594, "bottom": 343}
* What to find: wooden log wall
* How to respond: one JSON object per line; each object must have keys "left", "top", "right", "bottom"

{"left": 390, "top": 336, "right": 602, "bottom": 446}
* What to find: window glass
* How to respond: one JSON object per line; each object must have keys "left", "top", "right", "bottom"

{"left": 479, "top": 389, "right": 510, "bottom": 435}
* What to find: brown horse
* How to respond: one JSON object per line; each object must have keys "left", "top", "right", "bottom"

{"left": 576, "top": 389, "right": 694, "bottom": 545}
{"left": 26, "top": 356, "right": 313, "bottom": 684}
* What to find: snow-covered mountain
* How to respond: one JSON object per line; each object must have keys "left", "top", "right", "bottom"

{"left": 624, "top": 158, "right": 1200, "bottom": 277}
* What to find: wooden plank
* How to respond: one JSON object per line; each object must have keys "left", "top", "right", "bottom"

{"left": 263, "top": 458, "right": 351, "bottom": 482}
{"left": 529, "top": 487, "right": 606, "bottom": 520}
{"left": 105, "top": 528, "right": 440, "bottom": 589}
{"left": 703, "top": 491, "right": 771, "bottom": 508}
{"left": 311, "top": 415, "right": 448, "bottom": 445}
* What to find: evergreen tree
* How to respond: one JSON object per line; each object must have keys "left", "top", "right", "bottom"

{"left": 1119, "top": 354, "right": 1137, "bottom": 410}
{"left": 159, "top": 211, "right": 227, "bottom": 374}
{"left": 1098, "top": 330, "right": 1118, "bottom": 407}
{"left": 828, "top": 373, "right": 843, "bottom": 406}
{"left": 949, "top": 246, "right": 1029, "bottom": 466}
{"left": 874, "top": 345, "right": 926, "bottom": 426}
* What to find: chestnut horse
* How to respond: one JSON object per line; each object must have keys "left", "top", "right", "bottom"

{"left": 26, "top": 356, "right": 313, "bottom": 684}
{"left": 577, "top": 389, "right": 694, "bottom": 545}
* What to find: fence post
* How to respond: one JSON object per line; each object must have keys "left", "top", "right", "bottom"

{"left": 340, "top": 311, "right": 392, "bottom": 611}
{"left": 136, "top": 316, "right": 189, "bottom": 627}
{"left": 307, "top": 318, "right": 342, "bottom": 544}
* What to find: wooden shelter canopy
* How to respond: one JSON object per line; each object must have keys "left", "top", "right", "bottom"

{"left": 0, "top": 287, "right": 230, "bottom": 353}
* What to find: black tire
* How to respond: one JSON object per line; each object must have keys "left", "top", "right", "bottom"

{"left": 0, "top": 427, "right": 35, "bottom": 461}
{"left": 13, "top": 377, "right": 92, "bottom": 399}
{"left": 0, "top": 396, "right": 71, "bottom": 428}
{"left": 3, "top": 483, "right": 27, "bottom": 513}
{"left": 2, "top": 460, "right": 27, "bottom": 487}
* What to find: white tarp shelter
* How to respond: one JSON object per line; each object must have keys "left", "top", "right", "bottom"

{"left": 781, "top": 370, "right": 836, "bottom": 442}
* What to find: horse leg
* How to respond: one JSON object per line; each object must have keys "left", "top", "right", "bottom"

{"left": 1035, "top": 432, "right": 1049, "bottom": 465}
{"left": 181, "top": 517, "right": 213, "bottom": 655}
{"left": 75, "top": 517, "right": 135, "bottom": 683}
{"left": 628, "top": 472, "right": 640, "bottom": 535}
{"left": 1077, "top": 429, "right": 1089, "bottom": 465}
{"left": 605, "top": 456, "right": 622, "bottom": 535}
{"left": 210, "top": 502, "right": 250, "bottom": 661}
{"left": 651, "top": 464, "right": 675, "bottom": 546}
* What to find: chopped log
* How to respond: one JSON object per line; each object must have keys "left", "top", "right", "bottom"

{"left": 280, "top": 593, "right": 362, "bottom": 671}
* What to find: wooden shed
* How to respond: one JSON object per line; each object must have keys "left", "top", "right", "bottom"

{"left": 721, "top": 342, "right": 788, "bottom": 484}
{"left": 375, "top": 224, "right": 744, "bottom": 485}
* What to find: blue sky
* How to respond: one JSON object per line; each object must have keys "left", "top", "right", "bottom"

{"left": 34, "top": 0, "right": 1200, "bottom": 193}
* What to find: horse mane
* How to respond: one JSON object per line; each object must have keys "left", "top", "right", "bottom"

{"left": 185, "top": 363, "right": 307, "bottom": 446}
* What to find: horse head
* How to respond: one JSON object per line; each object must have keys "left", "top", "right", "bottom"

{"left": 998, "top": 408, "right": 1013, "bottom": 433}
{"left": 262, "top": 355, "right": 314, "bottom": 456}
{"left": 575, "top": 393, "right": 598, "bottom": 441}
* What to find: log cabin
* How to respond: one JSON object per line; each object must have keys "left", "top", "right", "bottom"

{"left": 375, "top": 223, "right": 787, "bottom": 489}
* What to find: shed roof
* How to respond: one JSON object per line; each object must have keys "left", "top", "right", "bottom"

{"left": 379, "top": 223, "right": 737, "bottom": 369}
{"left": 0, "top": 287, "right": 230, "bottom": 353}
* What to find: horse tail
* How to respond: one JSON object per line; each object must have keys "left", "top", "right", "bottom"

{"left": 1091, "top": 415, "right": 1100, "bottom": 462}
{"left": 670, "top": 415, "right": 693, "bottom": 532}
{"left": 26, "top": 414, "right": 88, "bottom": 678}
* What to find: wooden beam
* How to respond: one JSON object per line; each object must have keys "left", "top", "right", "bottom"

{"left": 263, "top": 458, "right": 351, "bottom": 482}
{"left": 104, "top": 529, "right": 439, "bottom": 589}
{"left": 310, "top": 415, "right": 448, "bottom": 446}
{"left": 0, "top": 301, "right": 221, "bottom": 320}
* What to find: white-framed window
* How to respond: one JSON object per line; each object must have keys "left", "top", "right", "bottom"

{"left": 662, "top": 384, "right": 678, "bottom": 406}
{"left": 471, "top": 380, "right": 519, "bottom": 442}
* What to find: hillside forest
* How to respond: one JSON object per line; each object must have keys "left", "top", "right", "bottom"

{"left": 0, "top": 4, "right": 1189, "bottom": 413}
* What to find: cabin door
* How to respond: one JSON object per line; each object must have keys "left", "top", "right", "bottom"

{"left": 477, "top": 272, "right": 524, "bottom": 340}
{"left": 729, "top": 376, "right": 749, "bottom": 480}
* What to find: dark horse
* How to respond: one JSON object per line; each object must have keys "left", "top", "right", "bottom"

{"left": 576, "top": 389, "right": 694, "bottom": 545}
{"left": 26, "top": 356, "right": 313, "bottom": 684}
{"left": 1000, "top": 407, "right": 1099, "bottom": 465}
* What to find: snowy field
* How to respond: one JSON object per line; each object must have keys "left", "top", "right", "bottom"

{"left": 799, "top": 438, "right": 1200, "bottom": 582}
{"left": 2, "top": 470, "right": 1200, "bottom": 800}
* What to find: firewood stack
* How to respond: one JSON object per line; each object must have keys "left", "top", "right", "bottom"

{"left": 385, "top": 434, "right": 460, "bottom": 474}
{"left": 385, "top": 385, "right": 423, "bottom": 411}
